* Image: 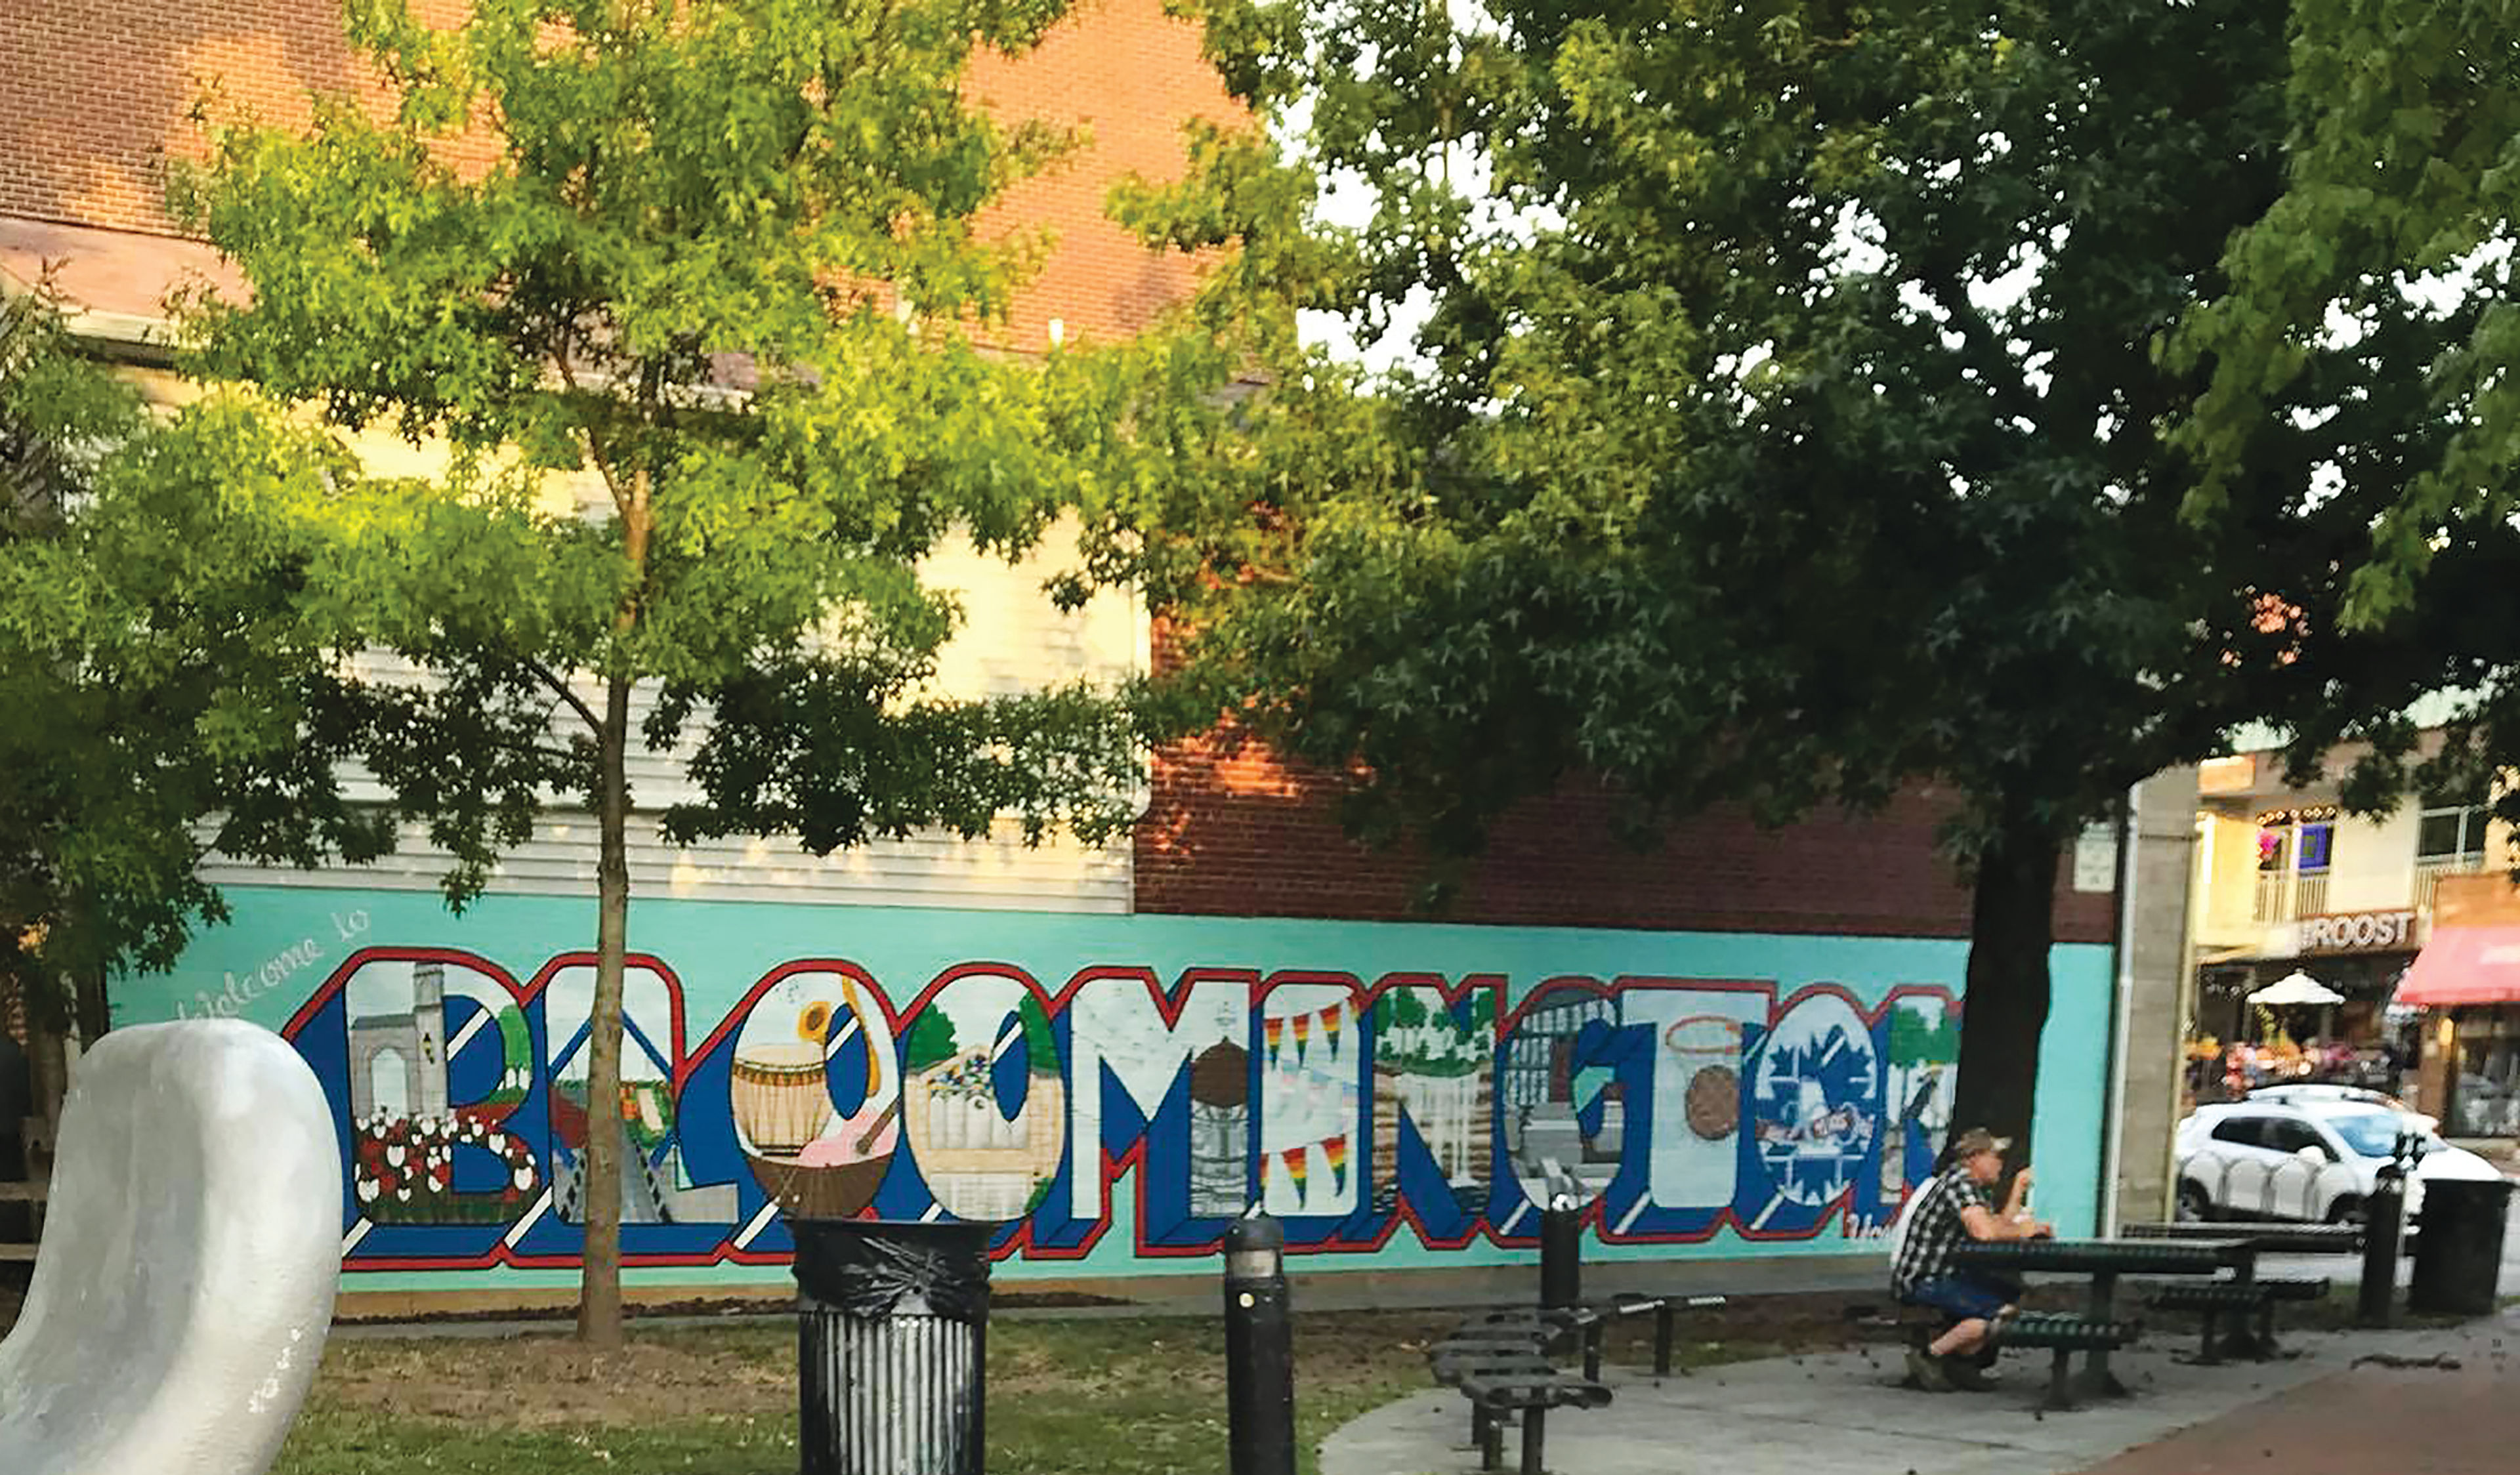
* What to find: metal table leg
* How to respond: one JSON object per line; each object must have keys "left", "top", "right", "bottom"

{"left": 2082, "top": 1270, "right": 2130, "bottom": 1397}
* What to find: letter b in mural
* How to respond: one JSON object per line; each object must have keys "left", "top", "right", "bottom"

{"left": 287, "top": 951, "right": 551, "bottom": 1263}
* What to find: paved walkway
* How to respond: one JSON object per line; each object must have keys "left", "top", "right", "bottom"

{"left": 1320, "top": 1308, "right": 2517, "bottom": 1475}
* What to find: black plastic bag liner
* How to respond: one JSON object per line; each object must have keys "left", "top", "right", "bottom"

{"left": 791, "top": 1218, "right": 996, "bottom": 1323}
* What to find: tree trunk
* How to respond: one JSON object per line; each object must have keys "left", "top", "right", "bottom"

{"left": 74, "top": 966, "right": 108, "bottom": 1046}
{"left": 577, "top": 673, "right": 633, "bottom": 1349}
{"left": 1946, "top": 807, "right": 2064, "bottom": 1176}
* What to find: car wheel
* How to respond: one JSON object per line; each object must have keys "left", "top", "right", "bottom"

{"left": 2177, "top": 1180, "right": 2216, "bottom": 1222}
{"left": 2325, "top": 1194, "right": 2365, "bottom": 1226}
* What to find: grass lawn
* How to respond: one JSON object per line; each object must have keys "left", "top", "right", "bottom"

{"left": 268, "top": 1298, "right": 1855, "bottom": 1475}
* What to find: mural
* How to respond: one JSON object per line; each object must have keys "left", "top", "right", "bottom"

{"left": 121, "top": 889, "right": 2108, "bottom": 1285}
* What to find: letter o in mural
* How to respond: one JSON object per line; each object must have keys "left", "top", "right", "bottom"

{"left": 728, "top": 968, "right": 899, "bottom": 1218}
{"left": 897, "top": 966, "right": 1066, "bottom": 1222}
{"left": 1742, "top": 990, "right": 1881, "bottom": 1218}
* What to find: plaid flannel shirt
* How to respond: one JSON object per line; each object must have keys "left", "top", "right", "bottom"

{"left": 1891, "top": 1164, "right": 1990, "bottom": 1295}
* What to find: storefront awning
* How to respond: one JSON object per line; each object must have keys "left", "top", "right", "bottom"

{"left": 2395, "top": 923, "right": 2520, "bottom": 1007}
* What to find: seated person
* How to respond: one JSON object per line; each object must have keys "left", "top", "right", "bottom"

{"left": 1889, "top": 1126, "right": 2051, "bottom": 1391}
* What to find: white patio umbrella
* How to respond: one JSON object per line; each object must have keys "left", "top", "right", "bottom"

{"left": 2250, "top": 969, "right": 2347, "bottom": 1049}
{"left": 2249, "top": 970, "right": 2347, "bottom": 1007}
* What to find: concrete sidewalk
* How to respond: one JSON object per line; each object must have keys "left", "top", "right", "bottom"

{"left": 1318, "top": 1309, "right": 2517, "bottom": 1475}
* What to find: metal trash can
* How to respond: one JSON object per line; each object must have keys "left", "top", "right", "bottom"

{"left": 2407, "top": 1177, "right": 2513, "bottom": 1318}
{"left": 793, "top": 1218, "right": 994, "bottom": 1475}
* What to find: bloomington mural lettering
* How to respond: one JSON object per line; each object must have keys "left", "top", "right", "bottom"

{"left": 262, "top": 945, "right": 1963, "bottom": 1273}
{"left": 121, "top": 887, "right": 2126, "bottom": 1283}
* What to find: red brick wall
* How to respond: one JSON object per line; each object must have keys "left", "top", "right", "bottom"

{"left": 1136, "top": 730, "right": 2120, "bottom": 944}
{"left": 0, "top": 0, "right": 1230, "bottom": 343}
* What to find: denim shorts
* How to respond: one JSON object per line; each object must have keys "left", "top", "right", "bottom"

{"left": 1900, "top": 1274, "right": 2012, "bottom": 1322}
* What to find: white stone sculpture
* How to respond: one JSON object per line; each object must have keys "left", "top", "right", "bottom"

{"left": 0, "top": 1020, "right": 341, "bottom": 1475}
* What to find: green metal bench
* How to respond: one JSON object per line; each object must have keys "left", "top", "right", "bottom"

{"left": 1427, "top": 1312, "right": 1613, "bottom": 1475}
{"left": 1990, "top": 1312, "right": 2143, "bottom": 1410}
{"left": 2148, "top": 1276, "right": 2328, "bottom": 1361}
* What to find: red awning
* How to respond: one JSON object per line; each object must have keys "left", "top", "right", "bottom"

{"left": 2395, "top": 923, "right": 2520, "bottom": 1007}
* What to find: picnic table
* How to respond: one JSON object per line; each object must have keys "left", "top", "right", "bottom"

{"left": 1952, "top": 1236, "right": 2250, "bottom": 1396}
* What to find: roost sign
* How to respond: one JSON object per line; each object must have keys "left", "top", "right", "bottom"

{"left": 2296, "top": 908, "right": 2417, "bottom": 955}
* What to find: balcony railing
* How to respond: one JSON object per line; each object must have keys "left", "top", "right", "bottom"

{"left": 2414, "top": 853, "right": 2487, "bottom": 913}
{"left": 2253, "top": 869, "right": 2332, "bottom": 923}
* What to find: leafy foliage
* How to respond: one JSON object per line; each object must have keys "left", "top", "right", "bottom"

{"left": 0, "top": 288, "right": 392, "bottom": 1022}
{"left": 2170, "top": 2, "right": 2520, "bottom": 862}
{"left": 170, "top": 0, "right": 1183, "bottom": 1339}
{"left": 2174, "top": 1, "right": 2520, "bottom": 626}
{"left": 1102, "top": 0, "right": 2475, "bottom": 1143}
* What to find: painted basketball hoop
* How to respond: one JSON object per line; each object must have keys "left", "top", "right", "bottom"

{"left": 1664, "top": 1015, "right": 1745, "bottom": 1142}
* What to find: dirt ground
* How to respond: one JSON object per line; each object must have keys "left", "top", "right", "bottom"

{"left": 295, "top": 1289, "right": 1883, "bottom": 1433}
{"left": 310, "top": 1325, "right": 801, "bottom": 1428}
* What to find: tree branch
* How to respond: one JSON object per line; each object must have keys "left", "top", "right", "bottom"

{"left": 553, "top": 334, "right": 632, "bottom": 519}
{"left": 524, "top": 657, "right": 602, "bottom": 735}
{"left": 1923, "top": 266, "right": 2045, "bottom": 433}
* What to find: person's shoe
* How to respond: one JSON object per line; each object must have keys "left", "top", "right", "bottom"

{"left": 1942, "top": 1355, "right": 2002, "bottom": 1392}
{"left": 1905, "top": 1346, "right": 1954, "bottom": 1392}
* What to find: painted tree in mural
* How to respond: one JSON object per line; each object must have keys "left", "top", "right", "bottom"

{"left": 175, "top": 0, "right": 1169, "bottom": 1345}
{"left": 0, "top": 283, "right": 390, "bottom": 1045}
{"left": 1101, "top": 0, "right": 2473, "bottom": 1157}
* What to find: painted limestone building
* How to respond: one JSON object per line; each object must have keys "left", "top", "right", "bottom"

{"left": 3, "top": 0, "right": 2139, "bottom": 1305}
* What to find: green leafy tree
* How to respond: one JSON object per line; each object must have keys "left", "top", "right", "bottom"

{"left": 0, "top": 285, "right": 389, "bottom": 1041}
{"left": 1108, "top": 1, "right": 2464, "bottom": 1157}
{"left": 175, "top": 0, "right": 1166, "bottom": 1345}
{"left": 2172, "top": 2, "right": 2520, "bottom": 841}
{"left": 2175, "top": 1, "right": 2520, "bottom": 625}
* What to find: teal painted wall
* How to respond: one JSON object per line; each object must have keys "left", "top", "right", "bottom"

{"left": 114, "top": 885, "right": 2114, "bottom": 1293}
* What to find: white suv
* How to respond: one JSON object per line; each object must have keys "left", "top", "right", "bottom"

{"left": 2244, "top": 1083, "right": 2437, "bottom": 1132}
{"left": 2174, "top": 1100, "right": 2500, "bottom": 1224}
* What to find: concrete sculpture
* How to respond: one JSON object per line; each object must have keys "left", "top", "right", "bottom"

{"left": 0, "top": 1020, "right": 341, "bottom": 1474}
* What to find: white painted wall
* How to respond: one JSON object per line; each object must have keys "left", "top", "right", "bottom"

{"left": 143, "top": 372, "right": 1148, "bottom": 915}
{"left": 2324, "top": 806, "right": 2420, "bottom": 913}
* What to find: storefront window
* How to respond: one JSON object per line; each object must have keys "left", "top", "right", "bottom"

{"left": 2445, "top": 1013, "right": 2520, "bottom": 1138}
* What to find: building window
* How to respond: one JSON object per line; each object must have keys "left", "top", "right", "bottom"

{"left": 2416, "top": 803, "right": 2489, "bottom": 865}
{"left": 2255, "top": 807, "right": 2337, "bottom": 922}
{"left": 2414, "top": 797, "right": 2491, "bottom": 911}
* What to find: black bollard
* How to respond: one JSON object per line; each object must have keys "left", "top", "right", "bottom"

{"left": 2356, "top": 1146, "right": 2410, "bottom": 1327}
{"left": 1539, "top": 1195, "right": 1583, "bottom": 1310}
{"left": 1223, "top": 1215, "right": 1296, "bottom": 1475}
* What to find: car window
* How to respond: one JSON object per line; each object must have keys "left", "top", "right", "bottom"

{"left": 2265, "top": 1119, "right": 2330, "bottom": 1156}
{"left": 2326, "top": 1111, "right": 2406, "bottom": 1159}
{"left": 2209, "top": 1116, "right": 2266, "bottom": 1148}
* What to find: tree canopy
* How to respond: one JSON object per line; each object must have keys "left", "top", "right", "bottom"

{"left": 2172, "top": 0, "right": 2520, "bottom": 837}
{"left": 0, "top": 287, "right": 389, "bottom": 1034}
{"left": 1107, "top": 0, "right": 2476, "bottom": 1152}
{"left": 173, "top": 0, "right": 1178, "bottom": 1343}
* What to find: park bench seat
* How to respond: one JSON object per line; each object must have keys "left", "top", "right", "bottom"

{"left": 1988, "top": 1312, "right": 2141, "bottom": 1411}
{"left": 1427, "top": 1313, "right": 1615, "bottom": 1475}
{"left": 2147, "top": 1276, "right": 2328, "bottom": 1361}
